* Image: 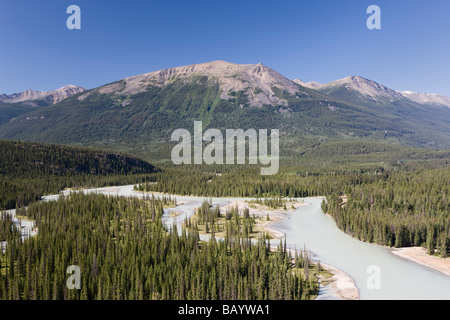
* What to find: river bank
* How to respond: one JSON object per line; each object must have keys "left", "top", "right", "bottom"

{"left": 318, "top": 262, "right": 359, "bottom": 300}
{"left": 216, "top": 199, "right": 360, "bottom": 300}
{"left": 391, "top": 247, "right": 450, "bottom": 277}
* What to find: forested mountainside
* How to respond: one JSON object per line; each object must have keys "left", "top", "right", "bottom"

{"left": 0, "top": 140, "right": 158, "bottom": 210}
{"left": 1, "top": 61, "right": 450, "bottom": 162}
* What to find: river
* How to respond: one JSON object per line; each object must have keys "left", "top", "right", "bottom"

{"left": 271, "top": 196, "right": 450, "bottom": 300}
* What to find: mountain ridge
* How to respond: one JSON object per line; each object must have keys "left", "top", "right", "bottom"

{"left": 0, "top": 85, "right": 85, "bottom": 106}
{"left": 398, "top": 90, "right": 450, "bottom": 108}
{"left": 294, "top": 76, "right": 450, "bottom": 108}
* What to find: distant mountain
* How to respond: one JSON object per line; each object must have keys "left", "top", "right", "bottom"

{"left": 299, "top": 75, "right": 450, "bottom": 109}
{"left": 0, "top": 85, "right": 85, "bottom": 125}
{"left": 308, "top": 76, "right": 407, "bottom": 104}
{"left": 1, "top": 61, "right": 450, "bottom": 161}
{"left": 0, "top": 85, "right": 85, "bottom": 106}
{"left": 292, "top": 79, "right": 323, "bottom": 90}
{"left": 398, "top": 90, "right": 450, "bottom": 108}
{"left": 90, "top": 60, "right": 311, "bottom": 108}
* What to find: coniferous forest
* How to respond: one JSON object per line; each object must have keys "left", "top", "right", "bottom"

{"left": 138, "top": 163, "right": 450, "bottom": 258}
{"left": 323, "top": 167, "right": 450, "bottom": 257}
{"left": 0, "top": 141, "right": 158, "bottom": 210}
{"left": 0, "top": 193, "right": 318, "bottom": 300}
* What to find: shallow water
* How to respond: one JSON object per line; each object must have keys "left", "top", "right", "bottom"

{"left": 271, "top": 197, "right": 450, "bottom": 300}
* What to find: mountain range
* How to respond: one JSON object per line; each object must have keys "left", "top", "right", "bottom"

{"left": 293, "top": 77, "right": 450, "bottom": 109}
{"left": 0, "top": 85, "right": 85, "bottom": 126}
{"left": 0, "top": 61, "right": 449, "bottom": 162}
{"left": 0, "top": 85, "right": 85, "bottom": 106}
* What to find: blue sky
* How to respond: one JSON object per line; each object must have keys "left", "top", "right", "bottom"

{"left": 1, "top": 0, "right": 449, "bottom": 96}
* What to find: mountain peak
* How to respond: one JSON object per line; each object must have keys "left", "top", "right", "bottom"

{"left": 320, "top": 75, "right": 405, "bottom": 101}
{"left": 2, "top": 62, "right": 450, "bottom": 156}
{"left": 344, "top": 75, "right": 369, "bottom": 81}
{"left": 335, "top": 75, "right": 378, "bottom": 86}
{"left": 97, "top": 60, "right": 306, "bottom": 107}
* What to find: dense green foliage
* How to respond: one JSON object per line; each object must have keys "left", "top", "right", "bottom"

{"left": 0, "top": 213, "right": 20, "bottom": 242}
{"left": 0, "top": 193, "right": 318, "bottom": 300}
{"left": 0, "top": 103, "right": 35, "bottom": 126}
{"left": 0, "top": 141, "right": 158, "bottom": 210}
{"left": 186, "top": 201, "right": 260, "bottom": 240}
{"left": 0, "top": 140, "right": 156, "bottom": 177}
{"left": 136, "top": 160, "right": 444, "bottom": 199}
{"left": 323, "top": 167, "right": 450, "bottom": 257}
{"left": 137, "top": 167, "right": 353, "bottom": 198}
{"left": 247, "top": 197, "right": 290, "bottom": 210}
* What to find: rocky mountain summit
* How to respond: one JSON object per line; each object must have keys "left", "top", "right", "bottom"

{"left": 92, "top": 60, "right": 308, "bottom": 107}
{"left": 0, "top": 85, "right": 85, "bottom": 106}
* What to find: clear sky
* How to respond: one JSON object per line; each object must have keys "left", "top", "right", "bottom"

{"left": 1, "top": 0, "right": 449, "bottom": 96}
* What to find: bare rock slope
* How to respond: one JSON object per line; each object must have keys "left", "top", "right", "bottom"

{"left": 0, "top": 85, "right": 85, "bottom": 106}
{"left": 97, "top": 60, "right": 307, "bottom": 107}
